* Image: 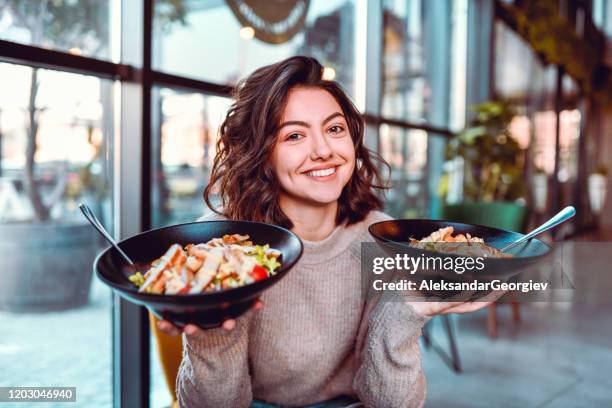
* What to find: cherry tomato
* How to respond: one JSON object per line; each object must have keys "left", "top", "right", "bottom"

{"left": 250, "top": 264, "right": 268, "bottom": 281}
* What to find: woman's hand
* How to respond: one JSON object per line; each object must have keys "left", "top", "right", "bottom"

{"left": 408, "top": 290, "right": 505, "bottom": 318}
{"left": 156, "top": 299, "right": 264, "bottom": 337}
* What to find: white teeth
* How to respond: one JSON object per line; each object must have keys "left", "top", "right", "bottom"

{"left": 306, "top": 167, "right": 336, "bottom": 177}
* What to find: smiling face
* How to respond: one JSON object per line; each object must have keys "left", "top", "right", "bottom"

{"left": 272, "top": 86, "right": 356, "bottom": 209}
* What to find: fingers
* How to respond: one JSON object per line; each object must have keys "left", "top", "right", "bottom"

{"left": 220, "top": 299, "right": 262, "bottom": 331}
{"left": 432, "top": 301, "right": 466, "bottom": 315}
{"left": 222, "top": 319, "right": 236, "bottom": 331}
{"left": 478, "top": 289, "right": 507, "bottom": 303}
{"left": 184, "top": 324, "right": 204, "bottom": 336}
{"left": 156, "top": 299, "right": 264, "bottom": 336}
{"left": 408, "top": 301, "right": 468, "bottom": 317}
{"left": 157, "top": 320, "right": 204, "bottom": 337}
{"left": 435, "top": 288, "right": 507, "bottom": 315}
{"left": 157, "top": 320, "right": 181, "bottom": 336}
{"left": 444, "top": 301, "right": 494, "bottom": 314}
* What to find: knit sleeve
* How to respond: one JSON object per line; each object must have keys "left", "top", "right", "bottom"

{"left": 176, "top": 312, "right": 253, "bottom": 408}
{"left": 353, "top": 298, "right": 430, "bottom": 408}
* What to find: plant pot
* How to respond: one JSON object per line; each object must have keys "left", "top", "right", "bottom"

{"left": 531, "top": 173, "right": 548, "bottom": 213}
{"left": 441, "top": 201, "right": 528, "bottom": 232}
{"left": 588, "top": 173, "right": 608, "bottom": 215}
{"left": 0, "top": 221, "right": 99, "bottom": 312}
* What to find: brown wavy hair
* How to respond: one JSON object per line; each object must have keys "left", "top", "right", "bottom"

{"left": 204, "top": 56, "right": 389, "bottom": 229}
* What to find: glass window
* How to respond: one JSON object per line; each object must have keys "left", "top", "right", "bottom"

{"left": 533, "top": 109, "right": 581, "bottom": 181}
{"left": 382, "top": 0, "right": 460, "bottom": 128}
{"left": 493, "top": 21, "right": 560, "bottom": 110}
{"left": 493, "top": 20, "right": 554, "bottom": 102}
{"left": 149, "top": 87, "right": 233, "bottom": 406}
{"left": 494, "top": 21, "right": 530, "bottom": 100}
{"left": 382, "top": 0, "right": 429, "bottom": 122}
{"left": 449, "top": 0, "right": 468, "bottom": 131}
{"left": 379, "top": 124, "right": 429, "bottom": 218}
{"left": 494, "top": 19, "right": 582, "bottom": 211}
{"left": 592, "top": 0, "right": 612, "bottom": 36}
{"left": 153, "top": 0, "right": 357, "bottom": 96}
{"left": 0, "top": 62, "right": 113, "bottom": 405}
{"left": 151, "top": 87, "right": 233, "bottom": 229}
{"left": 0, "top": 1, "right": 113, "bottom": 60}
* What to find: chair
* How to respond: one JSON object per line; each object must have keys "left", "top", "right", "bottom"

{"left": 441, "top": 201, "right": 528, "bottom": 339}
{"left": 150, "top": 312, "right": 183, "bottom": 407}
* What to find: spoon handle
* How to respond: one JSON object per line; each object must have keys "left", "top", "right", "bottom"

{"left": 501, "top": 206, "right": 576, "bottom": 252}
{"left": 79, "top": 203, "right": 135, "bottom": 268}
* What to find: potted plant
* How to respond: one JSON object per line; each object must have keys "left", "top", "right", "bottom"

{"left": 440, "top": 101, "right": 529, "bottom": 232}
{"left": 588, "top": 165, "right": 608, "bottom": 215}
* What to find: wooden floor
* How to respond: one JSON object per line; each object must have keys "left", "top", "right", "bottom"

{"left": 422, "top": 236, "right": 612, "bottom": 407}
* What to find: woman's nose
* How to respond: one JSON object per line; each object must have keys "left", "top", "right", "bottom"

{"left": 309, "top": 132, "right": 333, "bottom": 160}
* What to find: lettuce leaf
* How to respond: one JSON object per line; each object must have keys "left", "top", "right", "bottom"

{"left": 128, "top": 272, "right": 145, "bottom": 287}
{"left": 252, "top": 244, "right": 281, "bottom": 273}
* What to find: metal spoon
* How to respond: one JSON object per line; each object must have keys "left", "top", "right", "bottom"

{"left": 79, "top": 203, "right": 136, "bottom": 269}
{"left": 501, "top": 205, "right": 576, "bottom": 252}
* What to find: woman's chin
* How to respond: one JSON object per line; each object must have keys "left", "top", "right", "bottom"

{"left": 280, "top": 189, "right": 343, "bottom": 209}
{"left": 285, "top": 191, "right": 342, "bottom": 207}
{"left": 305, "top": 193, "right": 343, "bottom": 207}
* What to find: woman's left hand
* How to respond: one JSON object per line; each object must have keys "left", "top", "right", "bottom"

{"left": 408, "top": 290, "right": 505, "bottom": 318}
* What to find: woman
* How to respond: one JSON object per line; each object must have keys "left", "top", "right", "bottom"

{"left": 158, "top": 56, "right": 493, "bottom": 408}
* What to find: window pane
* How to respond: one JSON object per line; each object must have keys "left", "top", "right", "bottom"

{"left": 0, "top": 63, "right": 113, "bottom": 405}
{"left": 448, "top": 0, "right": 468, "bottom": 131}
{"left": 382, "top": 0, "right": 459, "bottom": 126}
{"left": 153, "top": 0, "right": 356, "bottom": 96}
{"left": 0, "top": 1, "right": 113, "bottom": 60}
{"left": 493, "top": 21, "right": 583, "bottom": 213}
{"left": 593, "top": 0, "right": 612, "bottom": 36}
{"left": 493, "top": 20, "right": 545, "bottom": 101}
{"left": 149, "top": 87, "right": 233, "bottom": 406}
{"left": 379, "top": 124, "right": 429, "bottom": 218}
{"left": 382, "top": 0, "right": 429, "bottom": 122}
{"left": 533, "top": 109, "right": 581, "bottom": 180}
{"left": 151, "top": 87, "right": 233, "bottom": 228}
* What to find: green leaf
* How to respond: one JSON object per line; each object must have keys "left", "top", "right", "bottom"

{"left": 251, "top": 245, "right": 281, "bottom": 273}
{"left": 128, "top": 272, "right": 145, "bottom": 287}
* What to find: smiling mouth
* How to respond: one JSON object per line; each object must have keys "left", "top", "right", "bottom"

{"left": 305, "top": 167, "right": 337, "bottom": 177}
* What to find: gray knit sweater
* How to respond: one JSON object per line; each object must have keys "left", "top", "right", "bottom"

{"left": 177, "top": 211, "right": 429, "bottom": 408}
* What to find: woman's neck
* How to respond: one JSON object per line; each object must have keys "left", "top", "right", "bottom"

{"left": 279, "top": 196, "right": 338, "bottom": 241}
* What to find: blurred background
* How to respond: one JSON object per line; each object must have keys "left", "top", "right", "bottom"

{"left": 0, "top": 1, "right": 611, "bottom": 407}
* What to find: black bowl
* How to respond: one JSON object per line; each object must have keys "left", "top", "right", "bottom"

{"left": 368, "top": 219, "right": 551, "bottom": 298}
{"left": 94, "top": 220, "right": 303, "bottom": 328}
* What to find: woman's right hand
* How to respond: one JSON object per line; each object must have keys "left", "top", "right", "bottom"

{"left": 156, "top": 299, "right": 264, "bottom": 337}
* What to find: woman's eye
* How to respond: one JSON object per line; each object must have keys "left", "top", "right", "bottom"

{"left": 286, "top": 133, "right": 303, "bottom": 141}
{"left": 328, "top": 125, "right": 345, "bottom": 134}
